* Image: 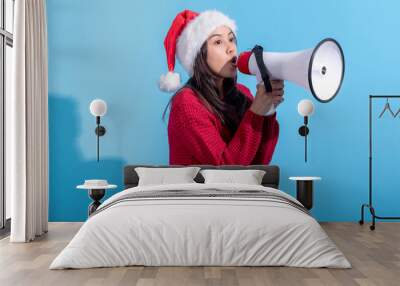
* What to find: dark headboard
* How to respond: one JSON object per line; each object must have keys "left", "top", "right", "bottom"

{"left": 124, "top": 165, "right": 280, "bottom": 189}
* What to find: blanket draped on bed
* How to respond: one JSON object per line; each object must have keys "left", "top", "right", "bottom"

{"left": 90, "top": 188, "right": 311, "bottom": 217}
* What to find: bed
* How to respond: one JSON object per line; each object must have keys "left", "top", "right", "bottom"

{"left": 50, "top": 164, "right": 351, "bottom": 269}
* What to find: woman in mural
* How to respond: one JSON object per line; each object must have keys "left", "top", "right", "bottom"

{"left": 160, "top": 10, "right": 284, "bottom": 165}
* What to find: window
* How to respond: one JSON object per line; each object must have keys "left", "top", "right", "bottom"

{"left": 0, "top": 0, "right": 14, "bottom": 234}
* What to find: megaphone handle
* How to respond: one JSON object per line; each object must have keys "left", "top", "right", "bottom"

{"left": 252, "top": 45, "right": 273, "bottom": 93}
{"left": 255, "top": 76, "right": 276, "bottom": 116}
{"left": 265, "top": 105, "right": 276, "bottom": 116}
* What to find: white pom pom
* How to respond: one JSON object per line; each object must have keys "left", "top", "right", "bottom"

{"left": 159, "top": 71, "right": 181, "bottom": 92}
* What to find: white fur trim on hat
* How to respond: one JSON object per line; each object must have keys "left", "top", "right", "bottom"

{"left": 176, "top": 10, "right": 237, "bottom": 76}
{"left": 159, "top": 71, "right": 181, "bottom": 92}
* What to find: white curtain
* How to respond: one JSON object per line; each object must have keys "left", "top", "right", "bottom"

{"left": 7, "top": 0, "right": 49, "bottom": 242}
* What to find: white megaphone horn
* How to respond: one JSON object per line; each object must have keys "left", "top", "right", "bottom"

{"left": 237, "top": 38, "right": 345, "bottom": 115}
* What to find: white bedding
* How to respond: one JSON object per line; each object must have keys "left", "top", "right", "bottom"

{"left": 50, "top": 183, "right": 351, "bottom": 269}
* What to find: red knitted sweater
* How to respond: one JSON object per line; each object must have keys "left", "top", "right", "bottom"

{"left": 168, "top": 83, "right": 279, "bottom": 165}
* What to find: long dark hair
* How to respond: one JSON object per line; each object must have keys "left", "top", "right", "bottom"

{"left": 162, "top": 41, "right": 251, "bottom": 137}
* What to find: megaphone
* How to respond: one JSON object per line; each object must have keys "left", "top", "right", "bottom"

{"left": 237, "top": 38, "right": 345, "bottom": 114}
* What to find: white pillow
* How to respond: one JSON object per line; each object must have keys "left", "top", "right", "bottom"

{"left": 200, "top": 169, "right": 266, "bottom": 185}
{"left": 135, "top": 167, "right": 201, "bottom": 186}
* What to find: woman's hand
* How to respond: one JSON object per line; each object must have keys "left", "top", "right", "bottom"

{"left": 250, "top": 80, "right": 285, "bottom": 116}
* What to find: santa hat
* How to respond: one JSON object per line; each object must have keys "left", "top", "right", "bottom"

{"left": 159, "top": 9, "right": 237, "bottom": 92}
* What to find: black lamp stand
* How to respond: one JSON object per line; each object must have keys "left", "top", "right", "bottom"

{"left": 95, "top": 116, "right": 106, "bottom": 162}
{"left": 298, "top": 116, "right": 309, "bottom": 162}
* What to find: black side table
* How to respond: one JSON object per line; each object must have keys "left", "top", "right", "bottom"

{"left": 77, "top": 180, "right": 117, "bottom": 216}
{"left": 289, "top": 177, "right": 321, "bottom": 210}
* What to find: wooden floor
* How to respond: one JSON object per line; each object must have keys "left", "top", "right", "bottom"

{"left": 0, "top": 222, "right": 399, "bottom": 286}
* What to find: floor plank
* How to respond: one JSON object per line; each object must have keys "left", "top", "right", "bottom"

{"left": 0, "top": 222, "right": 399, "bottom": 286}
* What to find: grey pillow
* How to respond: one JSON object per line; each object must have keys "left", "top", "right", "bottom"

{"left": 135, "top": 167, "right": 201, "bottom": 186}
{"left": 200, "top": 169, "right": 266, "bottom": 185}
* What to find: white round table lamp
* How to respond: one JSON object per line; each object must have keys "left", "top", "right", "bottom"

{"left": 298, "top": 99, "right": 314, "bottom": 116}
{"left": 90, "top": 99, "right": 107, "bottom": 117}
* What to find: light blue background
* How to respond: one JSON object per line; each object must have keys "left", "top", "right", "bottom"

{"left": 47, "top": 0, "right": 400, "bottom": 222}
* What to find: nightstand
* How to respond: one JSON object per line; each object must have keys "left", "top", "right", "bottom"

{"left": 77, "top": 180, "right": 117, "bottom": 216}
{"left": 289, "top": 176, "right": 321, "bottom": 210}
